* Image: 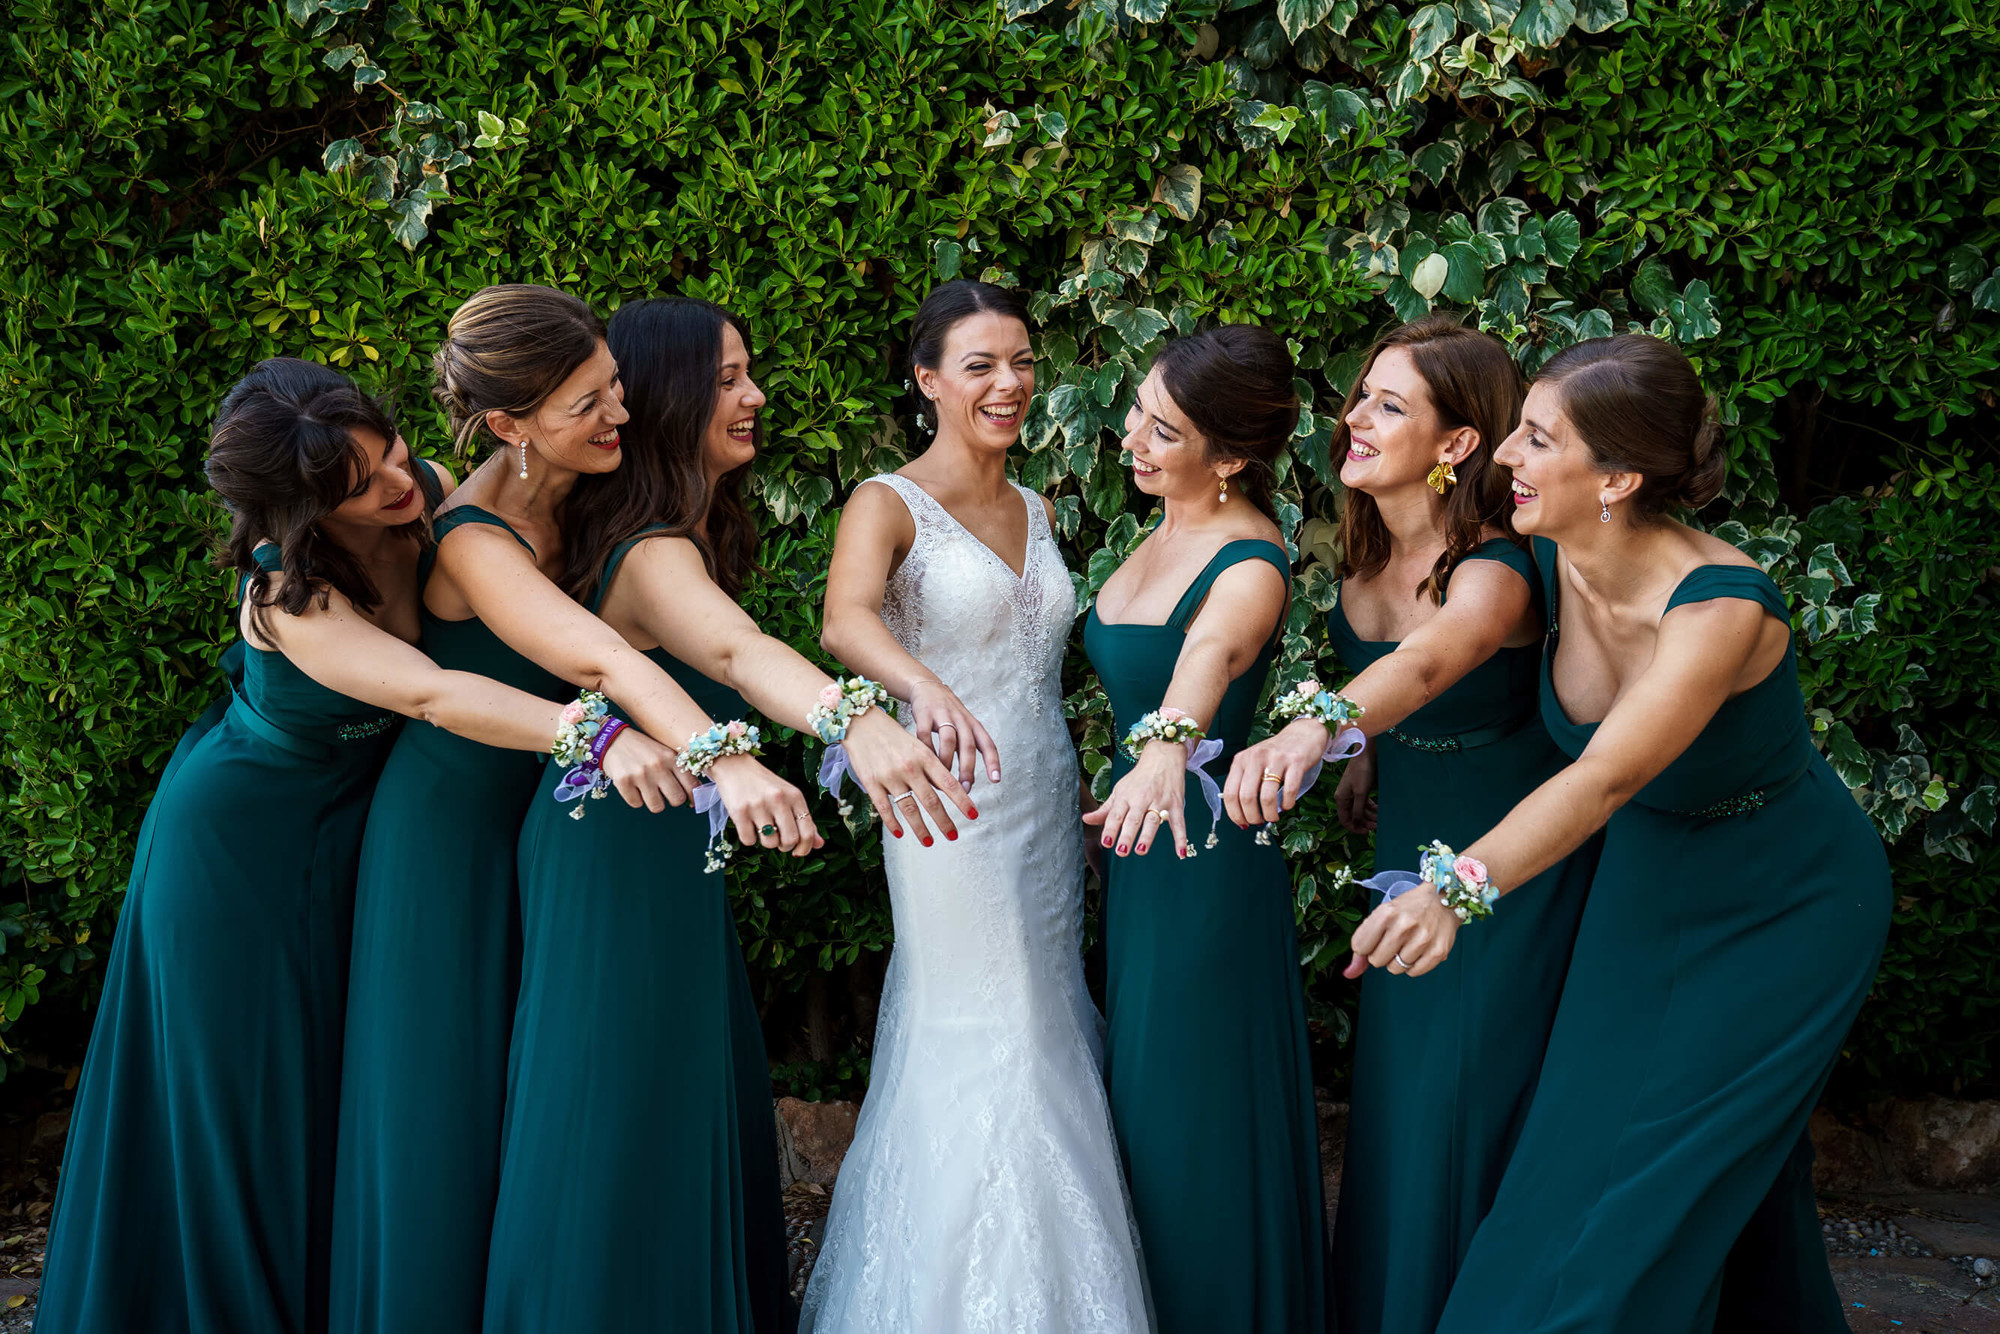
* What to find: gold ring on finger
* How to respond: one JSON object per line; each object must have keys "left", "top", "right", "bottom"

{"left": 1261, "top": 770, "right": 1283, "bottom": 784}
{"left": 759, "top": 824, "right": 780, "bottom": 837}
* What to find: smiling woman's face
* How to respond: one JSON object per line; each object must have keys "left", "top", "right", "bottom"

{"left": 1337, "top": 346, "right": 1453, "bottom": 497}
{"left": 701, "top": 322, "right": 766, "bottom": 480}
{"left": 496, "top": 339, "right": 630, "bottom": 477}
{"left": 919, "top": 312, "right": 1034, "bottom": 452}
{"left": 330, "top": 428, "right": 424, "bottom": 527}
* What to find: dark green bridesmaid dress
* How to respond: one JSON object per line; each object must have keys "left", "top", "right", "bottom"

{"left": 1083, "top": 538, "right": 1326, "bottom": 1334}
{"left": 1433, "top": 543, "right": 1891, "bottom": 1334}
{"left": 482, "top": 528, "right": 791, "bottom": 1334}
{"left": 331, "top": 502, "right": 564, "bottom": 1334}
{"left": 1329, "top": 538, "right": 1599, "bottom": 1334}
{"left": 39, "top": 548, "right": 402, "bottom": 1334}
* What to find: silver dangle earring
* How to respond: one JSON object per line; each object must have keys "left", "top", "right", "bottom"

{"left": 1599, "top": 499, "right": 1612, "bottom": 523}
{"left": 518, "top": 439, "right": 530, "bottom": 481}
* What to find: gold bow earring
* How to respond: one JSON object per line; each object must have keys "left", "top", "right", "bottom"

{"left": 1426, "top": 459, "right": 1457, "bottom": 495}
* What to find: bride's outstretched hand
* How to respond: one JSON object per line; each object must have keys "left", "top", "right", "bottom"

{"left": 1346, "top": 882, "right": 1459, "bottom": 979}
{"left": 1223, "top": 718, "right": 1332, "bottom": 828}
{"left": 1083, "top": 741, "right": 1190, "bottom": 859}
{"left": 840, "top": 707, "right": 977, "bottom": 847}
{"left": 908, "top": 679, "right": 1001, "bottom": 789}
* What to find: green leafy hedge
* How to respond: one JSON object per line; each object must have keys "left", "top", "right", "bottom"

{"left": 1, "top": 0, "right": 1994, "bottom": 1100}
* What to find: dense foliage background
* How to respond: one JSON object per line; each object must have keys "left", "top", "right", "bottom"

{"left": 2, "top": 0, "right": 1995, "bottom": 1107}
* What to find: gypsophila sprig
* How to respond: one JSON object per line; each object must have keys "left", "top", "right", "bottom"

{"left": 678, "top": 720, "right": 764, "bottom": 780}
{"left": 1121, "top": 707, "right": 1206, "bottom": 761}
{"left": 1419, "top": 839, "right": 1497, "bottom": 924}
{"left": 1271, "top": 679, "right": 1365, "bottom": 731}
{"left": 551, "top": 691, "right": 612, "bottom": 764}
{"left": 807, "top": 677, "right": 894, "bottom": 744}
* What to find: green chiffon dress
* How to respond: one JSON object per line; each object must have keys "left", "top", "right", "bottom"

{"left": 1432, "top": 544, "right": 1891, "bottom": 1334}
{"left": 331, "top": 503, "right": 564, "bottom": 1334}
{"left": 482, "top": 529, "right": 791, "bottom": 1334}
{"left": 38, "top": 549, "right": 402, "bottom": 1334}
{"left": 1083, "top": 538, "right": 1326, "bottom": 1334}
{"left": 1329, "top": 538, "right": 1599, "bottom": 1334}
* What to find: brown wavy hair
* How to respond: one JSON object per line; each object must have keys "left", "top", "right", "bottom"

{"left": 430, "top": 284, "right": 607, "bottom": 458}
{"left": 205, "top": 357, "right": 431, "bottom": 639}
{"left": 1333, "top": 315, "right": 1525, "bottom": 603}
{"left": 1535, "top": 334, "right": 1726, "bottom": 518}
{"left": 560, "top": 297, "right": 760, "bottom": 602}
{"left": 1152, "top": 324, "right": 1299, "bottom": 520}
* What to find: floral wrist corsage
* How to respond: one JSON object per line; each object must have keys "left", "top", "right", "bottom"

{"left": 1270, "top": 678, "right": 1365, "bottom": 734}
{"left": 678, "top": 719, "right": 764, "bottom": 779}
{"left": 552, "top": 691, "right": 629, "bottom": 820}
{"left": 1121, "top": 706, "right": 1206, "bottom": 762}
{"left": 807, "top": 677, "right": 895, "bottom": 745}
{"left": 1418, "top": 839, "right": 1497, "bottom": 923}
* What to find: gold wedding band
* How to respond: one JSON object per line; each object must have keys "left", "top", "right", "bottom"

{"left": 1262, "top": 770, "right": 1283, "bottom": 784}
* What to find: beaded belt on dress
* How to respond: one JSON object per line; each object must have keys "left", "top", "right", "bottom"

{"left": 1660, "top": 755, "right": 1811, "bottom": 821}
{"left": 1385, "top": 710, "right": 1534, "bottom": 754}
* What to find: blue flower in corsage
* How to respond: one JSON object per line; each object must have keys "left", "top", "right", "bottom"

{"left": 1418, "top": 838, "right": 1497, "bottom": 923}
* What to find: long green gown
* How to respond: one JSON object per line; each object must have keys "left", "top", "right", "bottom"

{"left": 1083, "top": 538, "right": 1327, "bottom": 1334}
{"left": 331, "top": 502, "right": 564, "bottom": 1334}
{"left": 38, "top": 549, "right": 402, "bottom": 1334}
{"left": 1329, "top": 538, "right": 1600, "bottom": 1334}
{"left": 482, "top": 529, "right": 791, "bottom": 1334}
{"left": 1433, "top": 545, "right": 1891, "bottom": 1334}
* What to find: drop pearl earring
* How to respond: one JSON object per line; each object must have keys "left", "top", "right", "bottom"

{"left": 1217, "top": 476, "right": 1228, "bottom": 503}
{"left": 518, "top": 440, "right": 529, "bottom": 481}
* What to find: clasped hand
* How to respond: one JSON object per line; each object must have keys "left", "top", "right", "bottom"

{"left": 840, "top": 705, "right": 979, "bottom": 847}
{"left": 1083, "top": 740, "right": 1190, "bottom": 859}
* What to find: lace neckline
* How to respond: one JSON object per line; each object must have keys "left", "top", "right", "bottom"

{"left": 883, "top": 475, "right": 1040, "bottom": 583}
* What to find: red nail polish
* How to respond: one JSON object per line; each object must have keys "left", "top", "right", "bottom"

{"left": 945, "top": 830, "right": 958, "bottom": 841}
{"left": 1117, "top": 844, "right": 1129, "bottom": 855}
{"left": 967, "top": 806, "right": 979, "bottom": 818}
{"left": 1137, "top": 844, "right": 1148, "bottom": 855}
{"left": 920, "top": 837, "right": 933, "bottom": 847}
{"left": 892, "top": 828, "right": 903, "bottom": 838}
{"left": 1102, "top": 837, "right": 1113, "bottom": 848}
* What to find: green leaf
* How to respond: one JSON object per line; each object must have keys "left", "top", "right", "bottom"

{"left": 1806, "top": 543, "right": 1851, "bottom": 586}
{"left": 1034, "top": 108, "right": 1069, "bottom": 145}
{"left": 982, "top": 109, "right": 1019, "bottom": 148}
{"left": 1439, "top": 241, "right": 1487, "bottom": 302}
{"left": 1387, "top": 60, "right": 1430, "bottom": 106}
{"left": 1411, "top": 139, "right": 1463, "bottom": 186}
{"left": 1304, "top": 83, "right": 1372, "bottom": 140}
{"left": 1154, "top": 164, "right": 1202, "bottom": 221}
{"left": 1123, "top": 0, "right": 1168, "bottom": 18}
{"left": 1457, "top": 0, "right": 1521, "bottom": 29}
{"left": 1964, "top": 784, "right": 1998, "bottom": 836}
{"left": 1477, "top": 196, "right": 1530, "bottom": 234}
{"left": 1922, "top": 778, "right": 1950, "bottom": 812}
{"left": 323, "top": 43, "right": 365, "bottom": 70}
{"left": 1110, "top": 209, "right": 1162, "bottom": 245}
{"left": 1487, "top": 138, "right": 1536, "bottom": 194}
{"left": 1243, "top": 16, "right": 1289, "bottom": 68}
{"left": 1100, "top": 301, "right": 1172, "bottom": 350}
{"left": 386, "top": 195, "right": 433, "bottom": 250}
{"left": 1409, "top": 3, "right": 1458, "bottom": 60}
{"left": 1630, "top": 255, "right": 1677, "bottom": 314}
{"left": 1541, "top": 211, "right": 1582, "bottom": 265}
{"left": 932, "top": 239, "right": 963, "bottom": 280}
{"left": 1848, "top": 592, "right": 1881, "bottom": 636}
{"left": 1823, "top": 722, "right": 1872, "bottom": 790}
{"left": 1669, "top": 279, "right": 1721, "bottom": 342}
{"left": 1409, "top": 251, "right": 1449, "bottom": 300}
{"left": 1972, "top": 272, "right": 2000, "bottom": 313}
{"left": 1510, "top": 0, "right": 1576, "bottom": 45}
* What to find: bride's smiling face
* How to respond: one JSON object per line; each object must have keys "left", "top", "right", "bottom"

{"left": 917, "top": 312, "right": 1035, "bottom": 453}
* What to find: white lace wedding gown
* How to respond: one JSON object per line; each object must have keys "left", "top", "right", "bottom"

{"left": 799, "top": 475, "right": 1151, "bottom": 1333}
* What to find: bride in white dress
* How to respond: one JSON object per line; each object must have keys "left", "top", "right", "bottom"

{"left": 804, "top": 281, "right": 1151, "bottom": 1333}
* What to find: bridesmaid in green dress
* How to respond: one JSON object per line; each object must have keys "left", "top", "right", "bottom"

{"left": 1353, "top": 334, "right": 1890, "bottom": 1334}
{"left": 1223, "top": 316, "right": 1599, "bottom": 1334}
{"left": 37, "top": 359, "right": 678, "bottom": 1334}
{"left": 481, "top": 297, "right": 967, "bottom": 1332}
{"left": 1082, "top": 325, "right": 1325, "bottom": 1334}
{"left": 332, "top": 285, "right": 821, "bottom": 1334}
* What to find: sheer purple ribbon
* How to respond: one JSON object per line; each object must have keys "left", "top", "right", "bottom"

{"left": 817, "top": 743, "right": 853, "bottom": 800}
{"left": 553, "top": 716, "right": 628, "bottom": 805}
{"left": 692, "top": 780, "right": 730, "bottom": 841}
{"left": 1294, "top": 726, "right": 1367, "bottom": 801}
{"left": 1358, "top": 868, "right": 1426, "bottom": 903}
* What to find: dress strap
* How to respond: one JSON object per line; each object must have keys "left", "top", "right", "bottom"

{"left": 1165, "top": 539, "right": 1292, "bottom": 635}
{"left": 1664, "top": 564, "right": 1790, "bottom": 625}
{"left": 1530, "top": 536, "right": 1562, "bottom": 635}
{"left": 590, "top": 524, "right": 677, "bottom": 615}
{"left": 415, "top": 458, "right": 446, "bottom": 511}
{"left": 1455, "top": 535, "right": 1541, "bottom": 621}
{"left": 435, "top": 504, "right": 537, "bottom": 557}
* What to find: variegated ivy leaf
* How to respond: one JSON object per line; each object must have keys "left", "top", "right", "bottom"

{"left": 1302, "top": 82, "right": 1372, "bottom": 142}
{"left": 1509, "top": 0, "right": 1576, "bottom": 46}
{"left": 1411, "top": 139, "right": 1463, "bottom": 186}
{"left": 1542, "top": 211, "right": 1582, "bottom": 266}
{"left": 1477, "top": 196, "right": 1532, "bottom": 234}
{"left": 1004, "top": 0, "right": 1055, "bottom": 15}
{"left": 1849, "top": 592, "right": 1882, "bottom": 637}
{"left": 1154, "top": 164, "right": 1202, "bottom": 222}
{"left": 932, "top": 239, "right": 963, "bottom": 280}
{"left": 1122, "top": 0, "right": 1169, "bottom": 20}
{"left": 386, "top": 195, "right": 433, "bottom": 251}
{"left": 1630, "top": 255, "right": 1677, "bottom": 314}
{"left": 1388, "top": 60, "right": 1430, "bottom": 105}
{"left": 1573, "top": 0, "right": 1628, "bottom": 31}
{"left": 1409, "top": 3, "right": 1458, "bottom": 60}
{"left": 323, "top": 43, "right": 365, "bottom": 70}
{"left": 322, "top": 138, "right": 364, "bottom": 172}
{"left": 1110, "top": 209, "right": 1162, "bottom": 245}
{"left": 1250, "top": 103, "right": 1307, "bottom": 144}
{"left": 1364, "top": 200, "right": 1410, "bottom": 243}
{"left": 1974, "top": 272, "right": 2000, "bottom": 313}
{"left": 1410, "top": 251, "right": 1450, "bottom": 300}
{"left": 1276, "top": 0, "right": 1343, "bottom": 41}
{"left": 1456, "top": 0, "right": 1521, "bottom": 31}
{"left": 1034, "top": 107, "right": 1069, "bottom": 145}
{"left": 1807, "top": 543, "right": 1853, "bottom": 587}
{"left": 982, "top": 109, "right": 1020, "bottom": 148}
{"left": 1099, "top": 300, "right": 1173, "bottom": 351}
{"left": 1669, "top": 279, "right": 1721, "bottom": 342}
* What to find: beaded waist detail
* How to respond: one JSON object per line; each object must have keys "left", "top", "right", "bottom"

{"left": 335, "top": 715, "right": 397, "bottom": 742}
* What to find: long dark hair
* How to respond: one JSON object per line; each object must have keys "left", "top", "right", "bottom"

{"left": 205, "top": 357, "right": 425, "bottom": 639}
{"left": 907, "top": 280, "right": 1032, "bottom": 433}
{"left": 1152, "top": 324, "right": 1299, "bottom": 521}
{"left": 430, "top": 284, "right": 607, "bottom": 458}
{"left": 1333, "top": 315, "right": 1524, "bottom": 603}
{"left": 561, "top": 297, "right": 760, "bottom": 602}
{"left": 1535, "top": 334, "right": 1725, "bottom": 519}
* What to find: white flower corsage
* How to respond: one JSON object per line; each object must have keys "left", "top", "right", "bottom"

{"left": 1121, "top": 706, "right": 1206, "bottom": 761}
{"left": 1419, "top": 839, "right": 1497, "bottom": 923}
{"left": 551, "top": 691, "right": 629, "bottom": 820}
{"left": 810, "top": 677, "right": 895, "bottom": 818}
{"left": 677, "top": 719, "right": 764, "bottom": 779}
{"left": 1270, "top": 678, "right": 1365, "bottom": 734}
